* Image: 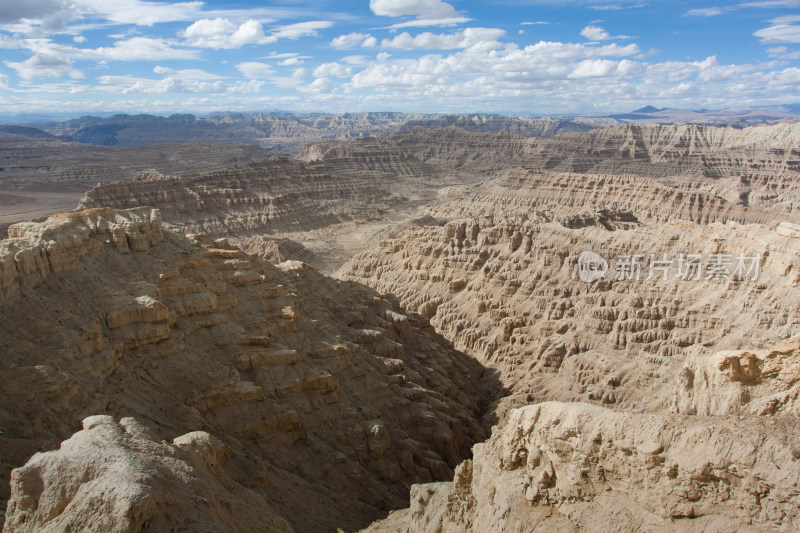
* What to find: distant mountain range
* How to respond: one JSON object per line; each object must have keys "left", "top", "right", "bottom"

{"left": 0, "top": 112, "right": 603, "bottom": 151}
{"left": 0, "top": 106, "right": 798, "bottom": 151}
{"left": 606, "top": 104, "right": 800, "bottom": 123}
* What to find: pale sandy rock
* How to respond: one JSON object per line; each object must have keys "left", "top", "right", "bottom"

{"left": 77, "top": 157, "right": 405, "bottom": 239}
{"left": 776, "top": 221, "right": 800, "bottom": 239}
{"left": 305, "top": 123, "right": 800, "bottom": 225}
{"left": 365, "top": 401, "right": 800, "bottom": 533}
{"left": 70, "top": 123, "right": 800, "bottom": 281}
{"left": 673, "top": 336, "right": 800, "bottom": 416}
{"left": 4, "top": 416, "right": 293, "bottom": 533}
{"left": 0, "top": 207, "right": 162, "bottom": 306}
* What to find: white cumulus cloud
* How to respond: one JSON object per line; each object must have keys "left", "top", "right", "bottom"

{"left": 123, "top": 77, "right": 191, "bottom": 94}
{"left": 98, "top": 72, "right": 259, "bottom": 95}
{"left": 0, "top": 0, "right": 67, "bottom": 23}
{"left": 581, "top": 25, "right": 611, "bottom": 40}
{"left": 370, "top": 0, "right": 460, "bottom": 18}
{"left": 272, "top": 21, "right": 333, "bottom": 39}
{"left": 302, "top": 77, "right": 332, "bottom": 93}
{"left": 580, "top": 25, "right": 629, "bottom": 41}
{"left": 370, "top": 0, "right": 471, "bottom": 27}
{"left": 313, "top": 62, "right": 352, "bottom": 78}
{"left": 381, "top": 27, "right": 505, "bottom": 50}
{"left": 331, "top": 32, "right": 373, "bottom": 49}
{"left": 568, "top": 58, "right": 637, "bottom": 78}
{"left": 77, "top": 0, "right": 204, "bottom": 26}
{"left": 182, "top": 18, "right": 273, "bottom": 49}
{"left": 236, "top": 61, "right": 274, "bottom": 79}
{"left": 6, "top": 53, "right": 80, "bottom": 80}
{"left": 95, "top": 37, "right": 199, "bottom": 61}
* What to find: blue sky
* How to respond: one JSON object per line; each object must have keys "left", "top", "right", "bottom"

{"left": 0, "top": 0, "right": 799, "bottom": 115}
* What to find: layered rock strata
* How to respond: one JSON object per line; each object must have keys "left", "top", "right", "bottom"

{"left": 304, "top": 123, "right": 800, "bottom": 224}
{"left": 339, "top": 212, "right": 800, "bottom": 419}
{"left": 78, "top": 160, "right": 398, "bottom": 236}
{"left": 75, "top": 123, "right": 800, "bottom": 274}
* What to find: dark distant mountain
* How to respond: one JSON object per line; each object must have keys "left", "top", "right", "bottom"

{"left": 70, "top": 124, "right": 130, "bottom": 145}
{"left": 0, "top": 125, "right": 62, "bottom": 140}
{"left": 755, "top": 103, "right": 800, "bottom": 115}
{"left": 603, "top": 105, "right": 800, "bottom": 125}
{"left": 607, "top": 112, "right": 660, "bottom": 120}
{"left": 631, "top": 105, "right": 663, "bottom": 113}
{"left": 38, "top": 112, "right": 420, "bottom": 151}
{"left": 607, "top": 105, "right": 668, "bottom": 120}
{"left": 400, "top": 114, "right": 595, "bottom": 136}
{"left": 0, "top": 112, "right": 115, "bottom": 124}
{"left": 5, "top": 108, "right": 797, "bottom": 154}
{"left": 31, "top": 112, "right": 604, "bottom": 152}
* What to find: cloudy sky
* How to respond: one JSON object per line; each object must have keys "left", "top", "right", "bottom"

{"left": 0, "top": 0, "right": 798, "bottom": 115}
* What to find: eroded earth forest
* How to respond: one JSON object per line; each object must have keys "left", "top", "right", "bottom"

{"left": 1, "top": 114, "right": 799, "bottom": 532}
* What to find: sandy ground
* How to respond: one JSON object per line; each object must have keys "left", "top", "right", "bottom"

{"left": 0, "top": 190, "right": 86, "bottom": 224}
{"left": 281, "top": 196, "right": 434, "bottom": 274}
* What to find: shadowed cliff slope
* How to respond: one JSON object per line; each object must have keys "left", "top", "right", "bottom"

{"left": 0, "top": 208, "right": 491, "bottom": 532}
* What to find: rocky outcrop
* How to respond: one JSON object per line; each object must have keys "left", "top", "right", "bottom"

{"left": 341, "top": 123, "right": 800, "bottom": 532}
{"left": 431, "top": 166, "right": 791, "bottom": 226}
{"left": 75, "top": 149, "right": 448, "bottom": 271}
{"left": 4, "top": 416, "right": 293, "bottom": 533}
{"left": 0, "top": 208, "right": 487, "bottom": 531}
{"left": 400, "top": 115, "right": 597, "bottom": 137}
{"left": 5, "top": 121, "right": 800, "bottom": 532}
{"left": 1, "top": 207, "right": 164, "bottom": 306}
{"left": 366, "top": 401, "right": 800, "bottom": 533}
{"left": 673, "top": 336, "right": 800, "bottom": 416}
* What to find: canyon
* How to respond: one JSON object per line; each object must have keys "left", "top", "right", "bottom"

{"left": 1, "top": 120, "right": 799, "bottom": 532}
